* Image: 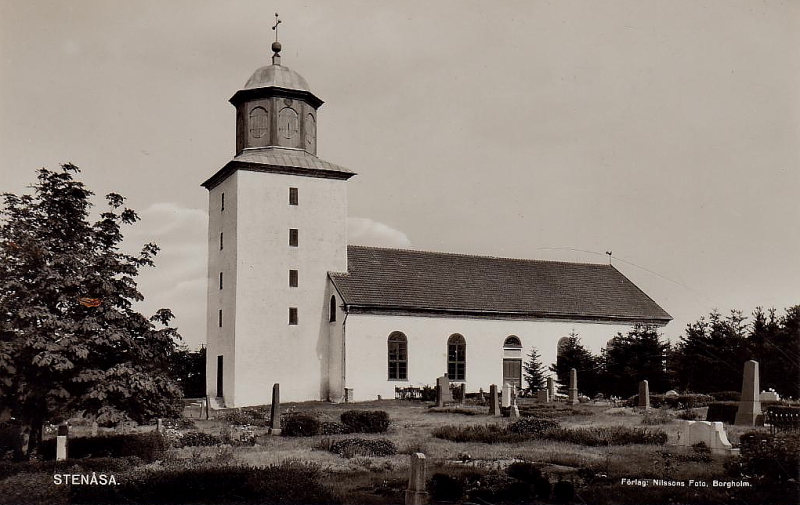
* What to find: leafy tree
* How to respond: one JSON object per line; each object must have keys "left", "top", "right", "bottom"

{"left": 549, "top": 331, "right": 601, "bottom": 397}
{"left": 523, "top": 347, "right": 547, "bottom": 393}
{"left": 749, "top": 306, "right": 800, "bottom": 398}
{"left": 600, "top": 324, "right": 671, "bottom": 397}
{"left": 170, "top": 345, "right": 207, "bottom": 398}
{"left": 670, "top": 310, "right": 750, "bottom": 393}
{"left": 0, "top": 164, "right": 183, "bottom": 458}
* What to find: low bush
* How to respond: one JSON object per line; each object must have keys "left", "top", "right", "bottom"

{"left": 533, "top": 476, "right": 553, "bottom": 500}
{"left": 518, "top": 405, "right": 594, "bottom": 418}
{"left": 506, "top": 461, "right": 541, "bottom": 483}
{"left": 542, "top": 426, "right": 667, "bottom": 446}
{"left": 432, "top": 424, "right": 525, "bottom": 444}
{"left": 321, "top": 421, "right": 351, "bottom": 435}
{"left": 221, "top": 409, "right": 269, "bottom": 427}
{"left": 328, "top": 438, "right": 397, "bottom": 458}
{"left": 467, "top": 474, "right": 531, "bottom": 502}
{"left": 70, "top": 461, "right": 339, "bottom": 504}
{"left": 176, "top": 431, "right": 221, "bottom": 447}
{"left": 709, "top": 391, "right": 741, "bottom": 402}
{"left": 639, "top": 393, "right": 714, "bottom": 409}
{"left": 508, "top": 418, "right": 560, "bottom": 435}
{"left": 39, "top": 432, "right": 166, "bottom": 461}
{"left": 706, "top": 401, "right": 739, "bottom": 424}
{"left": 282, "top": 413, "right": 321, "bottom": 437}
{"left": 426, "top": 407, "right": 481, "bottom": 415}
{"left": 0, "top": 422, "right": 22, "bottom": 459}
{"left": 677, "top": 408, "right": 702, "bottom": 420}
{"left": 640, "top": 409, "right": 672, "bottom": 425}
{"left": 553, "top": 481, "right": 575, "bottom": 503}
{"left": 428, "top": 473, "right": 464, "bottom": 501}
{"left": 340, "top": 410, "right": 390, "bottom": 433}
{"left": 735, "top": 431, "right": 800, "bottom": 483}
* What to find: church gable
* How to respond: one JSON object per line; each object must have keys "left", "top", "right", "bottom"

{"left": 330, "top": 246, "right": 671, "bottom": 324}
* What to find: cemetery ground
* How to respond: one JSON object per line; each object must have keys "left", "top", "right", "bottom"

{"left": 1, "top": 399, "right": 798, "bottom": 505}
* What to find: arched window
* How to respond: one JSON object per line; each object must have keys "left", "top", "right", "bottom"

{"left": 447, "top": 334, "right": 466, "bottom": 381}
{"left": 503, "top": 336, "right": 522, "bottom": 348}
{"left": 388, "top": 332, "right": 407, "bottom": 380}
{"left": 249, "top": 106, "right": 268, "bottom": 138}
{"left": 329, "top": 296, "right": 337, "bottom": 322}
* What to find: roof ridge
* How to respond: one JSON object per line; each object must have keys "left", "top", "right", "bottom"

{"left": 347, "top": 244, "right": 610, "bottom": 268}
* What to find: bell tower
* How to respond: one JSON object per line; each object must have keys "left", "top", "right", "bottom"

{"left": 202, "top": 31, "right": 355, "bottom": 407}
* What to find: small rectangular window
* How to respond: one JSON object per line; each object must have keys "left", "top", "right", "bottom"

{"left": 221, "top": 193, "right": 225, "bottom": 211}
{"left": 219, "top": 272, "right": 223, "bottom": 290}
{"left": 289, "top": 307, "right": 298, "bottom": 325}
{"left": 219, "top": 232, "right": 224, "bottom": 251}
{"left": 218, "top": 309, "right": 223, "bottom": 328}
{"left": 289, "top": 269, "right": 298, "bottom": 287}
{"left": 289, "top": 229, "right": 298, "bottom": 247}
{"left": 289, "top": 187, "right": 298, "bottom": 205}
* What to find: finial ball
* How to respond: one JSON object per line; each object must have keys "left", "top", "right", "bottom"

{"left": 272, "top": 41, "right": 282, "bottom": 53}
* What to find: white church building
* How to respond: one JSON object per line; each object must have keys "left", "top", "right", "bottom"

{"left": 202, "top": 41, "right": 671, "bottom": 407}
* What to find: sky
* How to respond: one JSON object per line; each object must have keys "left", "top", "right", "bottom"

{"left": 1, "top": 1, "right": 798, "bottom": 351}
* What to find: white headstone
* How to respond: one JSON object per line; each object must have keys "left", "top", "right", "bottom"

{"left": 404, "top": 453, "right": 429, "bottom": 505}
{"left": 675, "top": 421, "right": 739, "bottom": 455}
{"left": 501, "top": 382, "right": 513, "bottom": 408}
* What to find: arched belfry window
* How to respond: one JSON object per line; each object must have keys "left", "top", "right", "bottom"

{"left": 329, "top": 296, "right": 337, "bottom": 323}
{"left": 249, "top": 106, "right": 268, "bottom": 138}
{"left": 447, "top": 334, "right": 466, "bottom": 381}
{"left": 388, "top": 332, "right": 407, "bottom": 380}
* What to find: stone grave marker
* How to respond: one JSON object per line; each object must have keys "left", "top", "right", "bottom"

{"left": 734, "top": 360, "right": 762, "bottom": 426}
{"left": 56, "top": 424, "right": 69, "bottom": 461}
{"left": 156, "top": 418, "right": 164, "bottom": 434}
{"left": 458, "top": 383, "right": 466, "bottom": 405}
{"left": 90, "top": 421, "right": 98, "bottom": 437}
{"left": 568, "top": 368, "right": 579, "bottom": 405}
{"left": 637, "top": 380, "right": 650, "bottom": 409}
{"left": 537, "top": 389, "right": 549, "bottom": 403}
{"left": 501, "top": 382, "right": 513, "bottom": 408}
{"left": 435, "top": 381, "right": 445, "bottom": 408}
{"left": 489, "top": 384, "right": 500, "bottom": 417}
{"left": 436, "top": 375, "right": 452, "bottom": 403}
{"left": 547, "top": 377, "right": 555, "bottom": 401}
{"left": 676, "top": 421, "right": 739, "bottom": 456}
{"left": 404, "top": 453, "right": 429, "bottom": 505}
{"left": 269, "top": 383, "right": 282, "bottom": 435}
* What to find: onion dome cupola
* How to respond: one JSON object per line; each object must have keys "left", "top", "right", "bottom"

{"left": 230, "top": 41, "right": 323, "bottom": 155}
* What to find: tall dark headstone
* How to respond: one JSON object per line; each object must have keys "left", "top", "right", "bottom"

{"left": 637, "top": 380, "right": 650, "bottom": 409}
{"left": 489, "top": 384, "right": 500, "bottom": 417}
{"left": 269, "top": 383, "right": 282, "bottom": 435}
{"left": 735, "top": 360, "right": 762, "bottom": 426}
{"left": 568, "top": 368, "right": 579, "bottom": 405}
{"left": 404, "top": 453, "right": 429, "bottom": 505}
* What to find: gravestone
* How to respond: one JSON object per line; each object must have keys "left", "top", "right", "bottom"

{"left": 510, "top": 404, "right": 521, "bottom": 418}
{"left": 537, "top": 389, "right": 549, "bottom": 403}
{"left": 56, "top": 424, "right": 68, "bottom": 461}
{"left": 664, "top": 390, "right": 679, "bottom": 398}
{"left": 489, "top": 384, "right": 500, "bottom": 417}
{"left": 156, "top": 418, "right": 164, "bottom": 434}
{"left": 404, "top": 453, "right": 429, "bottom": 505}
{"left": 637, "top": 380, "right": 650, "bottom": 409}
{"left": 759, "top": 391, "right": 779, "bottom": 402}
{"left": 568, "top": 368, "right": 579, "bottom": 405}
{"left": 90, "top": 421, "right": 98, "bottom": 437}
{"left": 435, "top": 382, "right": 445, "bottom": 408}
{"left": 675, "top": 421, "right": 738, "bottom": 455}
{"left": 734, "top": 360, "right": 762, "bottom": 426}
{"left": 547, "top": 377, "right": 555, "bottom": 402}
{"left": 501, "top": 382, "right": 513, "bottom": 408}
{"left": 269, "top": 383, "right": 282, "bottom": 435}
{"left": 436, "top": 376, "right": 452, "bottom": 403}
{"left": 458, "top": 384, "right": 466, "bottom": 404}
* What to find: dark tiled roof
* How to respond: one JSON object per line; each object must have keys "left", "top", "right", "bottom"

{"left": 329, "top": 246, "right": 672, "bottom": 323}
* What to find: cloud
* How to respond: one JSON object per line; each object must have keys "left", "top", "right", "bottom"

{"left": 348, "top": 217, "right": 411, "bottom": 248}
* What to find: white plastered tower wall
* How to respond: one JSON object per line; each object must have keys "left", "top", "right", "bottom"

{"left": 232, "top": 169, "right": 347, "bottom": 405}
{"left": 340, "top": 314, "right": 638, "bottom": 402}
{"left": 205, "top": 173, "right": 238, "bottom": 405}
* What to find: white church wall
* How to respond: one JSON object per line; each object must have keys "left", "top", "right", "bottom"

{"left": 231, "top": 169, "right": 348, "bottom": 406}
{"left": 205, "top": 173, "right": 239, "bottom": 405}
{"left": 343, "top": 313, "right": 635, "bottom": 402}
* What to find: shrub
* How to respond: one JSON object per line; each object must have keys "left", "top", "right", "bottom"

{"left": 533, "top": 476, "right": 553, "bottom": 500}
{"left": 677, "top": 408, "right": 702, "bottom": 420}
{"left": 542, "top": 426, "right": 667, "bottom": 446}
{"left": 641, "top": 409, "right": 672, "bottom": 425}
{"left": 340, "top": 410, "right": 390, "bottom": 433}
{"left": 736, "top": 431, "right": 800, "bottom": 483}
{"left": 321, "top": 421, "right": 351, "bottom": 435}
{"left": 506, "top": 461, "right": 541, "bottom": 483}
{"left": 428, "top": 473, "right": 464, "bottom": 501}
{"left": 221, "top": 409, "right": 268, "bottom": 427}
{"left": 0, "top": 422, "right": 22, "bottom": 459}
{"left": 432, "top": 424, "right": 525, "bottom": 444}
{"left": 328, "top": 438, "right": 397, "bottom": 458}
{"left": 282, "top": 413, "right": 321, "bottom": 437}
{"left": 706, "top": 401, "right": 739, "bottom": 424}
{"left": 508, "top": 418, "right": 560, "bottom": 435}
{"left": 70, "top": 462, "right": 338, "bottom": 504}
{"left": 39, "top": 432, "right": 166, "bottom": 461}
{"left": 176, "top": 431, "right": 221, "bottom": 447}
{"left": 553, "top": 481, "right": 575, "bottom": 503}
{"left": 467, "top": 474, "right": 531, "bottom": 502}
{"left": 710, "top": 391, "right": 741, "bottom": 401}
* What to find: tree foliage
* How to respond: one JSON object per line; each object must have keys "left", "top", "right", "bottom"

{"left": 523, "top": 347, "right": 547, "bottom": 392}
{"left": 549, "top": 331, "right": 600, "bottom": 397}
{"left": 601, "top": 324, "right": 671, "bottom": 397}
{"left": 0, "top": 164, "right": 183, "bottom": 457}
{"left": 169, "top": 345, "right": 207, "bottom": 398}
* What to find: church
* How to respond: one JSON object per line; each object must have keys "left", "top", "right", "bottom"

{"left": 202, "top": 41, "right": 671, "bottom": 408}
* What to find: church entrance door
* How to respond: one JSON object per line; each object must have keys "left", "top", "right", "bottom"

{"left": 216, "top": 355, "right": 224, "bottom": 397}
{"left": 503, "top": 359, "right": 522, "bottom": 389}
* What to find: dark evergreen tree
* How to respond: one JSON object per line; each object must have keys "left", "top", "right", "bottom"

{"left": 600, "top": 324, "right": 671, "bottom": 397}
{"left": 549, "top": 331, "right": 601, "bottom": 397}
{"left": 0, "top": 164, "right": 183, "bottom": 458}
{"left": 170, "top": 345, "right": 207, "bottom": 398}
{"left": 523, "top": 347, "right": 547, "bottom": 393}
{"left": 749, "top": 306, "right": 800, "bottom": 398}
